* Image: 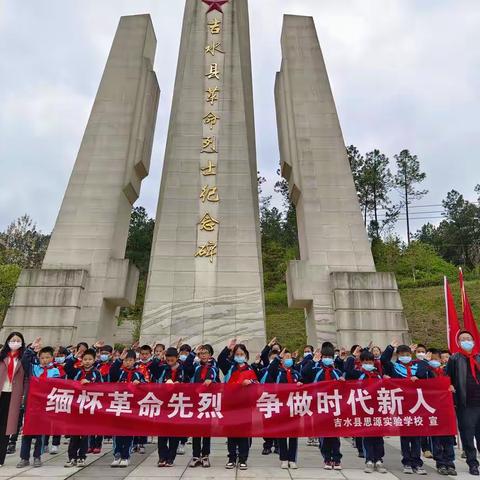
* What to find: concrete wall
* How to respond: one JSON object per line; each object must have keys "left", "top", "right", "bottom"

{"left": 1, "top": 15, "right": 159, "bottom": 345}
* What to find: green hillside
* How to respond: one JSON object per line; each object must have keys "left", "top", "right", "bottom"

{"left": 264, "top": 280, "right": 480, "bottom": 352}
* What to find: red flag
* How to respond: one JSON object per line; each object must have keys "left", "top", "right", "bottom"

{"left": 459, "top": 268, "right": 480, "bottom": 349}
{"left": 444, "top": 276, "right": 461, "bottom": 353}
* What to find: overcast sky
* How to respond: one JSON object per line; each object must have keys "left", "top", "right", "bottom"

{"left": 1, "top": 0, "right": 479, "bottom": 241}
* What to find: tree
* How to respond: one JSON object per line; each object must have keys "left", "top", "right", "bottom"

{"left": 347, "top": 145, "right": 370, "bottom": 225}
{"left": 394, "top": 150, "right": 428, "bottom": 245}
{"left": 363, "top": 149, "right": 395, "bottom": 239}
{"left": 0, "top": 214, "right": 49, "bottom": 268}
{"left": 125, "top": 207, "right": 155, "bottom": 277}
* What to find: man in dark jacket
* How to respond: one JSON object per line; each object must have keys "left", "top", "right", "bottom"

{"left": 447, "top": 330, "right": 480, "bottom": 476}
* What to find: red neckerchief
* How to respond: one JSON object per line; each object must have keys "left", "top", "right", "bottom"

{"left": 324, "top": 366, "right": 332, "bottom": 381}
{"left": 40, "top": 364, "right": 55, "bottom": 379}
{"left": 285, "top": 367, "right": 293, "bottom": 384}
{"left": 79, "top": 367, "right": 94, "bottom": 381}
{"left": 121, "top": 367, "right": 135, "bottom": 383}
{"left": 462, "top": 351, "right": 480, "bottom": 384}
{"left": 171, "top": 366, "right": 178, "bottom": 382}
{"left": 7, "top": 351, "right": 19, "bottom": 382}
{"left": 54, "top": 363, "right": 66, "bottom": 378}
{"left": 136, "top": 362, "right": 151, "bottom": 382}
{"left": 362, "top": 369, "right": 378, "bottom": 379}
{"left": 200, "top": 364, "right": 209, "bottom": 381}
{"left": 374, "top": 359, "right": 383, "bottom": 374}
{"left": 431, "top": 366, "right": 445, "bottom": 377}
{"left": 402, "top": 362, "right": 412, "bottom": 377}
{"left": 98, "top": 362, "right": 111, "bottom": 377}
{"left": 74, "top": 358, "right": 82, "bottom": 369}
{"left": 229, "top": 364, "right": 257, "bottom": 384}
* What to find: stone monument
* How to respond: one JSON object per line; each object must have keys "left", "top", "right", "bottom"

{"left": 140, "top": 0, "right": 266, "bottom": 352}
{"left": 1, "top": 15, "right": 160, "bottom": 345}
{"left": 275, "top": 15, "right": 409, "bottom": 347}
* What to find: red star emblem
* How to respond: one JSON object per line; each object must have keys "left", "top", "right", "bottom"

{"left": 202, "top": 0, "right": 229, "bottom": 13}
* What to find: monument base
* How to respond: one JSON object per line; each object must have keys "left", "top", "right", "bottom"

{"left": 286, "top": 261, "right": 409, "bottom": 347}
{"left": 1, "top": 261, "right": 139, "bottom": 345}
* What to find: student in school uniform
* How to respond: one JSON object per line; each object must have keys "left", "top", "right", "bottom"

{"left": 150, "top": 347, "right": 188, "bottom": 467}
{"left": 425, "top": 348, "right": 456, "bottom": 476}
{"left": 257, "top": 349, "right": 280, "bottom": 455}
{"left": 64, "top": 348, "right": 103, "bottom": 468}
{"left": 43, "top": 346, "right": 69, "bottom": 455}
{"left": 17, "top": 341, "right": 63, "bottom": 468}
{"left": 303, "top": 344, "right": 344, "bottom": 470}
{"left": 264, "top": 348, "right": 302, "bottom": 470}
{"left": 109, "top": 349, "right": 146, "bottom": 468}
{"left": 381, "top": 340, "right": 428, "bottom": 475}
{"left": 218, "top": 339, "right": 258, "bottom": 470}
{"left": 189, "top": 345, "right": 219, "bottom": 468}
{"left": 260, "top": 337, "right": 283, "bottom": 369}
{"left": 345, "top": 348, "right": 388, "bottom": 474}
{"left": 133, "top": 344, "right": 154, "bottom": 455}
{"left": 86, "top": 344, "right": 113, "bottom": 455}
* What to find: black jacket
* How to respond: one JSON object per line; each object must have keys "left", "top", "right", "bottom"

{"left": 446, "top": 352, "right": 480, "bottom": 408}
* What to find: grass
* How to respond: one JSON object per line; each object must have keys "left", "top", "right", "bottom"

{"left": 264, "top": 279, "right": 480, "bottom": 350}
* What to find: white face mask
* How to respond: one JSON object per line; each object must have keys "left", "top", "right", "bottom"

{"left": 8, "top": 341, "right": 22, "bottom": 351}
{"left": 416, "top": 352, "right": 426, "bottom": 360}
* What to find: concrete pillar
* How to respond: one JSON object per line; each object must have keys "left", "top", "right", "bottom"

{"left": 140, "top": 0, "right": 266, "bottom": 353}
{"left": 1, "top": 15, "right": 160, "bottom": 345}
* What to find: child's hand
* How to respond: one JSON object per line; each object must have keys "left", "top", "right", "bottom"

{"left": 76, "top": 344, "right": 87, "bottom": 357}
{"left": 279, "top": 348, "right": 286, "bottom": 358}
{"left": 448, "top": 384, "right": 456, "bottom": 393}
{"left": 254, "top": 353, "right": 261, "bottom": 364}
{"left": 132, "top": 380, "right": 140, "bottom": 385}
{"left": 390, "top": 339, "right": 399, "bottom": 348}
{"left": 338, "top": 376, "right": 346, "bottom": 382}
{"left": 425, "top": 352, "right": 432, "bottom": 361}
{"left": 292, "top": 350, "right": 298, "bottom": 359}
{"left": 268, "top": 337, "right": 277, "bottom": 347}
{"left": 80, "top": 379, "right": 90, "bottom": 385}
{"left": 410, "top": 376, "right": 418, "bottom": 382}
{"left": 383, "top": 374, "right": 391, "bottom": 379}
{"left": 367, "top": 341, "right": 374, "bottom": 350}
{"left": 131, "top": 341, "right": 139, "bottom": 350}
{"left": 120, "top": 348, "right": 128, "bottom": 360}
{"left": 242, "top": 379, "right": 252, "bottom": 386}
{"left": 353, "top": 346, "right": 362, "bottom": 358}
{"left": 296, "top": 381, "right": 303, "bottom": 386}
{"left": 204, "top": 379, "right": 212, "bottom": 386}
{"left": 313, "top": 349, "right": 322, "bottom": 362}
{"left": 175, "top": 338, "right": 183, "bottom": 349}
{"left": 93, "top": 340, "right": 104, "bottom": 349}
{"left": 31, "top": 337, "right": 42, "bottom": 352}
{"left": 227, "top": 338, "right": 237, "bottom": 351}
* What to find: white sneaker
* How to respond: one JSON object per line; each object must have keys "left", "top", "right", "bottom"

{"left": 289, "top": 462, "right": 298, "bottom": 469}
{"left": 50, "top": 445, "right": 59, "bottom": 455}
{"left": 177, "top": 444, "right": 186, "bottom": 455}
{"left": 119, "top": 459, "right": 129, "bottom": 468}
{"left": 306, "top": 438, "right": 314, "bottom": 446}
{"left": 375, "top": 461, "right": 387, "bottom": 474}
{"left": 281, "top": 461, "right": 289, "bottom": 469}
{"left": 111, "top": 456, "right": 121, "bottom": 468}
{"left": 403, "top": 466, "right": 414, "bottom": 474}
{"left": 365, "top": 461, "right": 375, "bottom": 473}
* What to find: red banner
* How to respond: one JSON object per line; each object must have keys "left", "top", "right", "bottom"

{"left": 24, "top": 377, "right": 457, "bottom": 438}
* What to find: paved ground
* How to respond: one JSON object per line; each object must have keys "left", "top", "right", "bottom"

{"left": 0, "top": 436, "right": 472, "bottom": 480}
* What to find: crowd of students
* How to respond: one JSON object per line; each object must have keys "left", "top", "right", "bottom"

{"left": 1, "top": 329, "right": 480, "bottom": 475}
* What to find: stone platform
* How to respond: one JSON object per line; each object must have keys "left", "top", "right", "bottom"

{"left": 0, "top": 437, "right": 468, "bottom": 480}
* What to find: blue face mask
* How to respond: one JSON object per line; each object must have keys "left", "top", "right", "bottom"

{"left": 398, "top": 356, "right": 412, "bottom": 364}
{"left": 322, "top": 358, "right": 334, "bottom": 367}
{"left": 303, "top": 352, "right": 312, "bottom": 357}
{"left": 362, "top": 364, "right": 375, "bottom": 372}
{"left": 284, "top": 359, "right": 294, "bottom": 368}
{"left": 55, "top": 357, "right": 65, "bottom": 364}
{"left": 461, "top": 340, "right": 475, "bottom": 352}
{"left": 100, "top": 354, "right": 110, "bottom": 362}
{"left": 429, "top": 360, "right": 441, "bottom": 369}
{"left": 179, "top": 354, "right": 188, "bottom": 362}
{"left": 234, "top": 355, "right": 246, "bottom": 364}
{"left": 46, "top": 362, "right": 54, "bottom": 368}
